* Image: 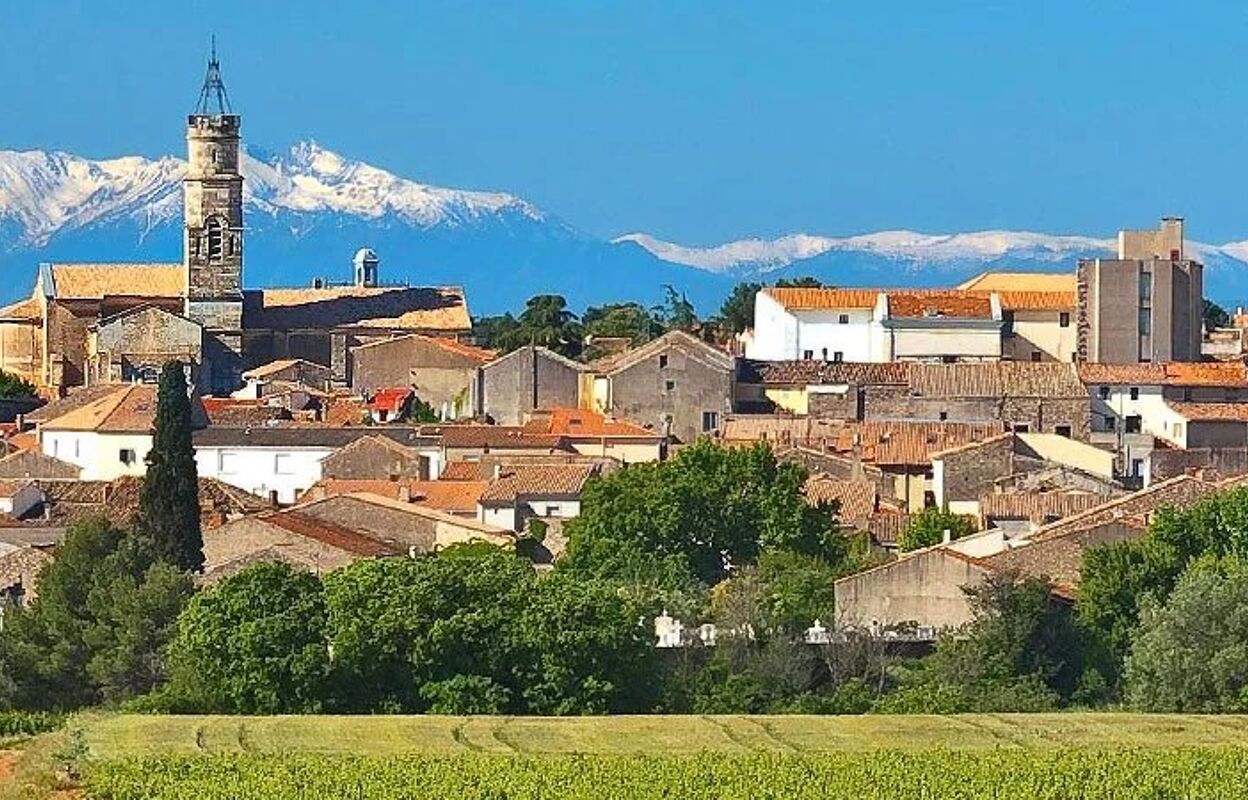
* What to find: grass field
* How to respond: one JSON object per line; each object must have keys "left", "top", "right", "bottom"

{"left": 77, "top": 712, "right": 1248, "bottom": 757}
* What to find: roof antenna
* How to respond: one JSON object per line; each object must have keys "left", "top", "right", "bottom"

{"left": 193, "top": 35, "right": 233, "bottom": 115}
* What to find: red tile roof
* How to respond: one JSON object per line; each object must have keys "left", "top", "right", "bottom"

{"left": 1167, "top": 402, "right": 1248, "bottom": 422}
{"left": 887, "top": 291, "right": 994, "bottom": 319}
{"left": 302, "top": 479, "right": 487, "bottom": 513}
{"left": 543, "top": 408, "right": 657, "bottom": 437}
{"left": 263, "top": 509, "right": 398, "bottom": 557}
{"left": 479, "top": 465, "right": 598, "bottom": 503}
{"left": 762, "top": 288, "right": 880, "bottom": 311}
{"left": 1078, "top": 362, "right": 1248, "bottom": 388}
{"left": 368, "top": 387, "right": 414, "bottom": 414}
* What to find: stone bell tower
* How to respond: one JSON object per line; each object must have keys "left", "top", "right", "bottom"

{"left": 184, "top": 40, "right": 245, "bottom": 392}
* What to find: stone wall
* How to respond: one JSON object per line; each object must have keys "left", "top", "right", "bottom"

{"left": 835, "top": 549, "right": 988, "bottom": 629}
{"left": 1150, "top": 447, "right": 1248, "bottom": 482}
{"left": 862, "top": 389, "right": 1089, "bottom": 439}
{"left": 350, "top": 336, "right": 485, "bottom": 412}
{"left": 321, "top": 438, "right": 429, "bottom": 480}
{"left": 609, "top": 342, "right": 734, "bottom": 443}
{"left": 480, "top": 346, "right": 582, "bottom": 425}
{"left": 938, "top": 436, "right": 1016, "bottom": 503}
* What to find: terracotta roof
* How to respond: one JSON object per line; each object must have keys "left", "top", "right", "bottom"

{"left": 866, "top": 512, "right": 913, "bottom": 547}
{"left": 541, "top": 408, "right": 658, "bottom": 438}
{"left": 722, "top": 417, "right": 1003, "bottom": 467}
{"left": 48, "top": 263, "right": 184, "bottom": 300}
{"left": 303, "top": 479, "right": 487, "bottom": 513}
{"left": 39, "top": 385, "right": 157, "bottom": 433}
{"left": 721, "top": 415, "right": 847, "bottom": 443}
{"left": 244, "top": 286, "right": 470, "bottom": 332}
{"left": 480, "top": 465, "right": 598, "bottom": 504}
{"left": 323, "top": 396, "right": 368, "bottom": 426}
{"left": 200, "top": 398, "right": 290, "bottom": 426}
{"left": 105, "top": 476, "right": 272, "bottom": 528}
{"left": 802, "top": 476, "right": 875, "bottom": 521}
{"left": 441, "top": 425, "right": 570, "bottom": 451}
{"left": 979, "top": 492, "right": 1104, "bottom": 524}
{"left": 0, "top": 479, "right": 33, "bottom": 497}
{"left": 368, "top": 388, "right": 414, "bottom": 414}
{"left": 738, "top": 360, "right": 912, "bottom": 386}
{"left": 1167, "top": 402, "right": 1248, "bottom": 422}
{"left": 264, "top": 509, "right": 399, "bottom": 557}
{"left": 440, "top": 461, "right": 494, "bottom": 481}
{"left": 0, "top": 449, "right": 80, "bottom": 480}
{"left": 994, "top": 291, "right": 1076, "bottom": 311}
{"left": 887, "top": 291, "right": 993, "bottom": 319}
{"left": 2, "top": 433, "right": 38, "bottom": 454}
{"left": 909, "top": 362, "right": 1084, "bottom": 397}
{"left": 0, "top": 296, "right": 41, "bottom": 322}
{"left": 242, "top": 359, "right": 320, "bottom": 380}
{"left": 1031, "top": 475, "right": 1220, "bottom": 542}
{"left": 761, "top": 288, "right": 880, "bottom": 311}
{"left": 26, "top": 384, "right": 127, "bottom": 424}
{"left": 958, "top": 272, "right": 1076, "bottom": 293}
{"left": 352, "top": 333, "right": 496, "bottom": 362}
{"left": 1078, "top": 362, "right": 1248, "bottom": 388}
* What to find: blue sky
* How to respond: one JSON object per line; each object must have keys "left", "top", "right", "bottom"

{"left": 4, "top": 1, "right": 1248, "bottom": 244}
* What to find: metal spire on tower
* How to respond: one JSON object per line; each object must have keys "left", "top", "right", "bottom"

{"left": 193, "top": 35, "right": 233, "bottom": 115}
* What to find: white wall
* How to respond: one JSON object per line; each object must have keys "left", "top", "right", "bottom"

{"left": 746, "top": 292, "right": 886, "bottom": 362}
{"left": 479, "top": 498, "right": 582, "bottom": 532}
{"left": 747, "top": 292, "right": 799, "bottom": 360}
{"left": 42, "top": 431, "right": 152, "bottom": 481}
{"left": 1009, "top": 312, "right": 1076, "bottom": 362}
{"left": 890, "top": 326, "right": 1002, "bottom": 361}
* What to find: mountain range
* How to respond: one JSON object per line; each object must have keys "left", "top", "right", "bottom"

{"left": 2, "top": 142, "right": 1247, "bottom": 315}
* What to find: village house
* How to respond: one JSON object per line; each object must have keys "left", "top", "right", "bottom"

{"left": 477, "top": 464, "right": 599, "bottom": 531}
{"left": 589, "top": 330, "right": 737, "bottom": 443}
{"left": 300, "top": 478, "right": 487, "bottom": 517}
{"left": 957, "top": 272, "right": 1077, "bottom": 362}
{"left": 476, "top": 345, "right": 586, "bottom": 425}
{"left": 234, "top": 359, "right": 334, "bottom": 400}
{"left": 349, "top": 334, "right": 495, "bottom": 418}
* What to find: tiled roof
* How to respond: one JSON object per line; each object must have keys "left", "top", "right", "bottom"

{"left": 721, "top": 415, "right": 846, "bottom": 443}
{"left": 263, "top": 510, "right": 399, "bottom": 557}
{"left": 0, "top": 449, "right": 81, "bottom": 480}
{"left": 0, "top": 296, "right": 41, "bottom": 322}
{"left": 48, "top": 263, "right": 185, "bottom": 300}
{"left": 866, "top": 512, "right": 913, "bottom": 547}
{"left": 1078, "top": 362, "right": 1248, "bottom": 388}
{"left": 802, "top": 476, "right": 876, "bottom": 522}
{"left": 352, "top": 333, "right": 496, "bottom": 362}
{"left": 106, "top": 476, "right": 272, "bottom": 526}
{"left": 242, "top": 359, "right": 314, "bottom": 380}
{"left": 722, "top": 417, "right": 1003, "bottom": 467}
{"left": 480, "top": 465, "right": 598, "bottom": 504}
{"left": 200, "top": 398, "right": 291, "bottom": 426}
{"left": 1167, "top": 402, "right": 1248, "bottom": 422}
{"left": 738, "top": 360, "right": 912, "bottom": 386}
{"left": 39, "top": 385, "right": 157, "bottom": 433}
{"left": 761, "top": 288, "right": 880, "bottom": 311}
{"left": 303, "top": 479, "right": 487, "bottom": 513}
{"left": 323, "top": 396, "right": 369, "bottom": 426}
{"left": 958, "top": 272, "right": 1076, "bottom": 293}
{"left": 909, "top": 362, "right": 1084, "bottom": 397}
{"left": 26, "top": 384, "right": 126, "bottom": 424}
{"left": 368, "top": 387, "right": 414, "bottom": 414}
{"left": 1031, "top": 475, "right": 1220, "bottom": 542}
{"left": 541, "top": 408, "right": 658, "bottom": 437}
{"left": 243, "top": 286, "right": 471, "bottom": 332}
{"left": 994, "top": 291, "right": 1075, "bottom": 311}
{"left": 0, "top": 479, "right": 33, "bottom": 497}
{"left": 887, "top": 291, "right": 993, "bottom": 319}
{"left": 979, "top": 492, "right": 1104, "bottom": 524}
{"left": 440, "top": 461, "right": 495, "bottom": 481}
{"left": 441, "top": 425, "right": 571, "bottom": 450}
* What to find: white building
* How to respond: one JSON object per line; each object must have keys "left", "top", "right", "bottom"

{"left": 477, "top": 464, "right": 597, "bottom": 532}
{"left": 958, "top": 272, "right": 1078, "bottom": 363}
{"left": 747, "top": 287, "right": 1005, "bottom": 363}
{"left": 38, "top": 384, "right": 166, "bottom": 481}
{"left": 194, "top": 426, "right": 442, "bottom": 505}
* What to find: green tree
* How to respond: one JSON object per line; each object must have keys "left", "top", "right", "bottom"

{"left": 756, "top": 550, "right": 842, "bottom": 635}
{"left": 774, "top": 276, "right": 824, "bottom": 288}
{"left": 562, "top": 441, "right": 846, "bottom": 587}
{"left": 654, "top": 285, "right": 698, "bottom": 332}
{"left": 716, "top": 282, "right": 762, "bottom": 335}
{"left": 508, "top": 295, "right": 584, "bottom": 357}
{"left": 1078, "top": 487, "right": 1248, "bottom": 691}
{"left": 582, "top": 302, "right": 662, "bottom": 346}
{"left": 165, "top": 562, "right": 329, "bottom": 714}
{"left": 896, "top": 507, "right": 977, "bottom": 552}
{"left": 136, "top": 362, "right": 203, "bottom": 573}
{"left": 401, "top": 394, "right": 441, "bottom": 423}
{"left": 1204, "top": 298, "right": 1231, "bottom": 330}
{"left": 472, "top": 312, "right": 521, "bottom": 351}
{"left": 514, "top": 572, "right": 659, "bottom": 714}
{"left": 0, "top": 370, "right": 37, "bottom": 399}
{"left": 1124, "top": 555, "right": 1248, "bottom": 712}
{"left": 0, "top": 517, "right": 191, "bottom": 710}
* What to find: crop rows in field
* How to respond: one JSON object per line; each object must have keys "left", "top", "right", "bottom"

{"left": 86, "top": 749, "right": 1248, "bottom": 799}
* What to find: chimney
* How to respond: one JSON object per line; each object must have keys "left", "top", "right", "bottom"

{"left": 397, "top": 484, "right": 412, "bottom": 503}
{"left": 311, "top": 277, "right": 325, "bottom": 289}
{"left": 850, "top": 433, "right": 864, "bottom": 482}
{"left": 941, "top": 528, "right": 952, "bottom": 545}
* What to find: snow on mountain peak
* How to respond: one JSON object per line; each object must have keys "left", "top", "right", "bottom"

{"left": 0, "top": 141, "right": 549, "bottom": 247}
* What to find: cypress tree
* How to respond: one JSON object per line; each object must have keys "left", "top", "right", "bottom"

{"left": 136, "top": 361, "right": 204, "bottom": 572}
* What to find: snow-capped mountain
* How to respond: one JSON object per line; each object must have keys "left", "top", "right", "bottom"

{"left": 3, "top": 140, "right": 1248, "bottom": 313}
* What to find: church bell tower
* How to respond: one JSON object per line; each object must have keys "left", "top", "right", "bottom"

{"left": 184, "top": 40, "right": 244, "bottom": 392}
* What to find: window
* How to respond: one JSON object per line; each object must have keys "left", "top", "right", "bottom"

{"left": 1104, "top": 417, "right": 1116, "bottom": 432}
{"left": 664, "top": 380, "right": 675, "bottom": 391}
{"left": 1059, "top": 312, "right": 1071, "bottom": 328}
{"left": 274, "top": 453, "right": 294, "bottom": 475}
{"left": 803, "top": 350, "right": 814, "bottom": 360}
{"left": 838, "top": 314, "right": 849, "bottom": 324}
{"left": 1131, "top": 459, "right": 1144, "bottom": 478}
{"left": 941, "top": 355, "right": 957, "bottom": 364}
{"left": 938, "top": 411, "right": 948, "bottom": 421}
{"left": 119, "top": 449, "right": 136, "bottom": 466}
{"left": 1098, "top": 386, "right": 1110, "bottom": 400}
{"left": 1030, "top": 351, "right": 1042, "bottom": 362}
{"left": 1182, "top": 388, "right": 1193, "bottom": 401}
{"left": 832, "top": 351, "right": 843, "bottom": 363}
{"left": 658, "top": 354, "right": 668, "bottom": 369}
{"left": 1138, "top": 308, "right": 1152, "bottom": 335}
{"left": 219, "top": 451, "right": 240, "bottom": 475}
{"left": 821, "top": 348, "right": 828, "bottom": 361}
{"left": 1125, "top": 415, "right": 1142, "bottom": 434}
{"left": 545, "top": 505, "right": 562, "bottom": 518}
{"left": 702, "top": 411, "right": 719, "bottom": 432}
{"left": 206, "top": 217, "right": 224, "bottom": 261}
{"left": 1002, "top": 310, "right": 1015, "bottom": 334}
{"left": 1013, "top": 424, "right": 1030, "bottom": 433}
{"left": 1139, "top": 271, "right": 1153, "bottom": 301}
{"left": 1054, "top": 425, "right": 1072, "bottom": 438}
{"left": 1173, "top": 422, "right": 1184, "bottom": 439}
{"left": 1129, "top": 387, "right": 1140, "bottom": 401}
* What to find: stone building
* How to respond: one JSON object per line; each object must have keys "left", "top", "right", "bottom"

{"left": 1077, "top": 217, "right": 1203, "bottom": 364}
{"left": 476, "top": 346, "right": 587, "bottom": 425}
{"left": 0, "top": 54, "right": 471, "bottom": 396}
{"left": 349, "top": 334, "right": 495, "bottom": 417}
{"left": 589, "top": 331, "right": 736, "bottom": 443}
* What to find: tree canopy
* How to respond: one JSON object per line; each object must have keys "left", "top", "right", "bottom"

{"left": 0, "top": 371, "right": 37, "bottom": 399}
{"left": 896, "top": 507, "right": 977, "bottom": 552}
{"left": 136, "top": 362, "right": 203, "bottom": 573}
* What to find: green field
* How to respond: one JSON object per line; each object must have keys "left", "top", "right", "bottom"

{"left": 78, "top": 712, "right": 1248, "bottom": 756}
{"left": 12, "top": 714, "right": 1248, "bottom": 799}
